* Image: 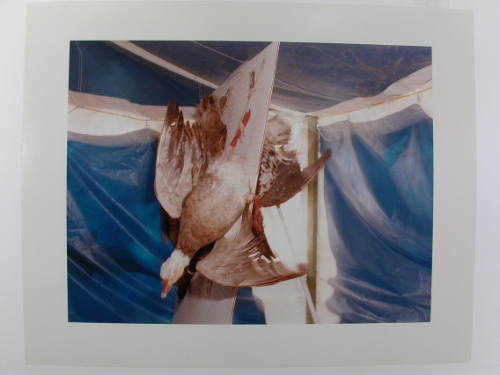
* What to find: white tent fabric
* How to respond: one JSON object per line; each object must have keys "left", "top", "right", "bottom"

{"left": 68, "top": 91, "right": 197, "bottom": 135}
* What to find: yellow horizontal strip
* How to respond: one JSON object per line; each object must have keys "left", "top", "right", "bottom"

{"left": 316, "top": 86, "right": 432, "bottom": 120}
{"left": 69, "top": 105, "right": 165, "bottom": 123}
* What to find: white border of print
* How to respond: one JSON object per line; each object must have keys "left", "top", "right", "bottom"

{"left": 22, "top": 1, "right": 475, "bottom": 367}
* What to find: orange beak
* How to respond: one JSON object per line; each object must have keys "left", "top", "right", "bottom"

{"left": 160, "top": 281, "right": 171, "bottom": 299}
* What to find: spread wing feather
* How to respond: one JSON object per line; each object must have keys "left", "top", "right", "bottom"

{"left": 155, "top": 99, "right": 226, "bottom": 218}
{"left": 259, "top": 149, "right": 332, "bottom": 207}
{"left": 256, "top": 114, "right": 332, "bottom": 208}
{"left": 196, "top": 205, "right": 307, "bottom": 287}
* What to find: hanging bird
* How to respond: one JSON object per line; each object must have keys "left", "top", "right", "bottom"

{"left": 155, "top": 94, "right": 331, "bottom": 298}
{"left": 155, "top": 94, "right": 251, "bottom": 298}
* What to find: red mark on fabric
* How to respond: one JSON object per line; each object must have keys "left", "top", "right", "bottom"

{"left": 242, "top": 110, "right": 251, "bottom": 125}
{"left": 230, "top": 110, "right": 252, "bottom": 147}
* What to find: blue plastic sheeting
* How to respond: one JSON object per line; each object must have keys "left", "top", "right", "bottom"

{"left": 319, "top": 105, "right": 433, "bottom": 323}
{"left": 67, "top": 129, "right": 265, "bottom": 324}
{"left": 69, "top": 41, "right": 213, "bottom": 107}
{"left": 134, "top": 41, "right": 431, "bottom": 112}
{"left": 69, "top": 41, "right": 431, "bottom": 113}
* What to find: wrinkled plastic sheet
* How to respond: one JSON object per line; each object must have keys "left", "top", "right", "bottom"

{"left": 69, "top": 41, "right": 431, "bottom": 113}
{"left": 319, "top": 105, "right": 433, "bottom": 323}
{"left": 67, "top": 129, "right": 265, "bottom": 324}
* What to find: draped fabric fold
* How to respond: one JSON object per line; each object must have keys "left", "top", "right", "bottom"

{"left": 318, "top": 105, "right": 433, "bottom": 323}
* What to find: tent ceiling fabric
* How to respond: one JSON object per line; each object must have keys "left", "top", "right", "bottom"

{"left": 69, "top": 41, "right": 431, "bottom": 113}
{"left": 69, "top": 41, "right": 214, "bottom": 107}
{"left": 132, "top": 41, "right": 431, "bottom": 112}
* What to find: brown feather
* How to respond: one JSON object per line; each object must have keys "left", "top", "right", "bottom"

{"left": 155, "top": 95, "right": 228, "bottom": 219}
{"left": 196, "top": 205, "right": 307, "bottom": 287}
{"left": 259, "top": 149, "right": 332, "bottom": 207}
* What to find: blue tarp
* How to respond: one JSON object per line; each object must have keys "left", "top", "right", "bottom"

{"left": 69, "top": 41, "right": 431, "bottom": 112}
{"left": 319, "top": 105, "right": 433, "bottom": 323}
{"left": 69, "top": 42, "right": 213, "bottom": 107}
{"left": 67, "top": 130, "right": 265, "bottom": 324}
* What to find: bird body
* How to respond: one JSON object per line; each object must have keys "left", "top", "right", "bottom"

{"left": 176, "top": 153, "right": 251, "bottom": 255}
{"left": 160, "top": 153, "right": 252, "bottom": 297}
{"left": 155, "top": 94, "right": 331, "bottom": 299}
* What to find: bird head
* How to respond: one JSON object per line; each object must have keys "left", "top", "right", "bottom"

{"left": 159, "top": 249, "right": 190, "bottom": 299}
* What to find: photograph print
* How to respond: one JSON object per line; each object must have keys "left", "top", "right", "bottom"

{"left": 67, "top": 40, "right": 433, "bottom": 324}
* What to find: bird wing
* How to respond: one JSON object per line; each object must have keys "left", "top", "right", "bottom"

{"left": 196, "top": 205, "right": 307, "bottom": 287}
{"left": 259, "top": 149, "right": 332, "bottom": 207}
{"left": 155, "top": 100, "right": 220, "bottom": 218}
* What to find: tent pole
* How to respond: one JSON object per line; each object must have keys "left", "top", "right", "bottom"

{"left": 306, "top": 115, "right": 319, "bottom": 324}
